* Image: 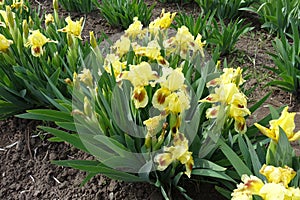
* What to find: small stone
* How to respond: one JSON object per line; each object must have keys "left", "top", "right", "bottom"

{"left": 33, "top": 190, "right": 41, "bottom": 197}
{"left": 108, "top": 192, "right": 114, "bottom": 200}
{"left": 49, "top": 153, "right": 57, "bottom": 160}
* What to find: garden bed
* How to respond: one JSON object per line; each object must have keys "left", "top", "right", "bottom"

{"left": 0, "top": 0, "right": 300, "bottom": 199}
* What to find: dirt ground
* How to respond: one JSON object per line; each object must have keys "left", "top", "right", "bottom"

{"left": 0, "top": 0, "right": 299, "bottom": 199}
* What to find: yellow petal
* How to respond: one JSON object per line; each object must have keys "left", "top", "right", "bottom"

{"left": 254, "top": 123, "right": 277, "bottom": 141}
{"left": 289, "top": 131, "right": 300, "bottom": 142}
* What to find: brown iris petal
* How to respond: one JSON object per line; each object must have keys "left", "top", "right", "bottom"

{"left": 33, "top": 46, "right": 41, "bottom": 55}
{"left": 133, "top": 89, "right": 146, "bottom": 102}
{"left": 238, "top": 104, "right": 244, "bottom": 108}
{"left": 157, "top": 92, "right": 167, "bottom": 104}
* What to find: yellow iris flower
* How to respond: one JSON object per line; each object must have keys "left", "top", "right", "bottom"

{"left": 25, "top": 30, "right": 56, "bottom": 57}
{"left": 103, "top": 54, "right": 126, "bottom": 77}
{"left": 121, "top": 62, "right": 158, "bottom": 109}
{"left": 0, "top": 33, "right": 13, "bottom": 52}
{"left": 134, "top": 40, "right": 168, "bottom": 66}
{"left": 112, "top": 36, "right": 131, "bottom": 57}
{"left": 149, "top": 9, "right": 176, "bottom": 35}
{"left": 45, "top": 13, "right": 54, "bottom": 26}
{"left": 154, "top": 132, "right": 194, "bottom": 177}
{"left": 58, "top": 16, "right": 83, "bottom": 40}
{"left": 121, "top": 62, "right": 157, "bottom": 88}
{"left": 152, "top": 68, "right": 190, "bottom": 113}
{"left": 232, "top": 165, "right": 300, "bottom": 200}
{"left": 207, "top": 67, "right": 245, "bottom": 88}
{"left": 125, "top": 17, "right": 144, "bottom": 39}
{"left": 254, "top": 106, "right": 300, "bottom": 142}
{"left": 260, "top": 164, "right": 296, "bottom": 188}
{"left": 0, "top": 0, "right": 4, "bottom": 5}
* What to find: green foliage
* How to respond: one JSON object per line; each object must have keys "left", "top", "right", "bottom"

{"left": 59, "top": 0, "right": 95, "bottom": 13}
{"left": 207, "top": 18, "right": 253, "bottom": 56}
{"left": 265, "top": 24, "right": 300, "bottom": 95}
{"left": 0, "top": 1, "right": 92, "bottom": 119}
{"left": 173, "top": 10, "right": 214, "bottom": 39}
{"left": 195, "top": 0, "right": 257, "bottom": 19}
{"left": 246, "top": 0, "right": 300, "bottom": 33}
{"left": 158, "top": 0, "right": 191, "bottom": 3}
{"left": 93, "top": 0, "right": 155, "bottom": 29}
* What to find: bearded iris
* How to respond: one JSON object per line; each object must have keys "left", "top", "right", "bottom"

{"left": 58, "top": 16, "right": 83, "bottom": 40}
{"left": 24, "top": 30, "right": 56, "bottom": 57}
{"left": 154, "top": 132, "right": 194, "bottom": 178}
{"left": 232, "top": 165, "right": 300, "bottom": 200}
{"left": 254, "top": 106, "right": 300, "bottom": 142}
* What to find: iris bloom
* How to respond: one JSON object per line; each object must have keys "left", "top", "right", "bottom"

{"left": 232, "top": 165, "right": 300, "bottom": 200}
{"left": 192, "top": 33, "right": 206, "bottom": 56}
{"left": 103, "top": 54, "right": 126, "bottom": 77}
{"left": 254, "top": 106, "right": 300, "bottom": 142}
{"left": 125, "top": 17, "right": 144, "bottom": 39}
{"left": 207, "top": 67, "right": 245, "bottom": 88}
{"left": 232, "top": 175, "right": 264, "bottom": 200}
{"left": 45, "top": 13, "right": 54, "bottom": 26}
{"left": 58, "top": 16, "right": 83, "bottom": 40}
{"left": 200, "top": 83, "right": 239, "bottom": 105}
{"left": 134, "top": 40, "right": 168, "bottom": 66}
{"left": 0, "top": 33, "right": 13, "bottom": 52}
{"left": 152, "top": 68, "right": 190, "bottom": 113}
{"left": 25, "top": 30, "right": 56, "bottom": 57}
{"left": 164, "top": 26, "right": 194, "bottom": 59}
{"left": 121, "top": 62, "right": 158, "bottom": 109}
{"left": 149, "top": 9, "right": 176, "bottom": 35}
{"left": 112, "top": 36, "right": 131, "bottom": 57}
{"left": 121, "top": 62, "right": 157, "bottom": 88}
{"left": 0, "top": 0, "right": 4, "bottom": 5}
{"left": 260, "top": 164, "right": 296, "bottom": 188}
{"left": 154, "top": 132, "right": 194, "bottom": 177}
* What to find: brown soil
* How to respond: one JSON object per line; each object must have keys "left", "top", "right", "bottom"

{"left": 1, "top": 0, "right": 300, "bottom": 200}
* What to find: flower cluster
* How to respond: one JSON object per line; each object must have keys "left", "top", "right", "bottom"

{"left": 232, "top": 164, "right": 299, "bottom": 200}
{"left": 0, "top": 0, "right": 83, "bottom": 57}
{"left": 200, "top": 67, "right": 251, "bottom": 134}
{"left": 96, "top": 10, "right": 201, "bottom": 177}
{"left": 255, "top": 106, "right": 300, "bottom": 142}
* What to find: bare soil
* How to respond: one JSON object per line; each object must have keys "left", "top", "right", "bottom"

{"left": 0, "top": 0, "right": 299, "bottom": 199}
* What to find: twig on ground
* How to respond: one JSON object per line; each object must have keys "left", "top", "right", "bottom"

{"left": 53, "top": 176, "right": 62, "bottom": 184}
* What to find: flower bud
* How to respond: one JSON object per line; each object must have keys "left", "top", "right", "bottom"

{"left": 5, "top": 6, "right": 14, "bottom": 29}
{"left": 22, "top": 19, "right": 29, "bottom": 39}
{"left": 89, "top": 31, "right": 97, "bottom": 49}
{"left": 53, "top": 0, "right": 58, "bottom": 11}
{"left": 84, "top": 96, "right": 93, "bottom": 117}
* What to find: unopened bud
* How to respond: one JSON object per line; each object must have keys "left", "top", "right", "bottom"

{"left": 6, "top": 6, "right": 14, "bottom": 29}
{"left": 89, "top": 31, "right": 97, "bottom": 49}
{"left": 84, "top": 96, "right": 92, "bottom": 117}
{"left": 64, "top": 78, "right": 72, "bottom": 85}
{"left": 22, "top": 19, "right": 28, "bottom": 39}
{"left": 53, "top": 0, "right": 58, "bottom": 11}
